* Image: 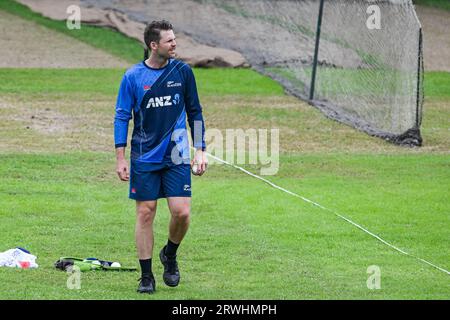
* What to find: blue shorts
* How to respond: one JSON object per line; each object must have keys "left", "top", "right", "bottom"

{"left": 129, "top": 163, "right": 191, "bottom": 201}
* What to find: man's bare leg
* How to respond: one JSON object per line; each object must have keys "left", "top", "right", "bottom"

{"left": 159, "top": 197, "right": 191, "bottom": 287}
{"left": 136, "top": 200, "right": 157, "bottom": 293}
{"left": 136, "top": 200, "right": 158, "bottom": 259}
{"left": 167, "top": 197, "right": 191, "bottom": 245}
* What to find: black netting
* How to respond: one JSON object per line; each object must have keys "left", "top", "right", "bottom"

{"left": 312, "top": 0, "right": 424, "bottom": 146}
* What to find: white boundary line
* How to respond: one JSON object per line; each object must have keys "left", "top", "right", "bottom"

{"left": 198, "top": 150, "right": 450, "bottom": 276}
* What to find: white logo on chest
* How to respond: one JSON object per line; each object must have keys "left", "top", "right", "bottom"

{"left": 167, "top": 81, "right": 181, "bottom": 88}
{"left": 146, "top": 96, "right": 172, "bottom": 108}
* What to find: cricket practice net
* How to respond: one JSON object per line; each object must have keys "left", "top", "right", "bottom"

{"left": 82, "top": 0, "right": 424, "bottom": 146}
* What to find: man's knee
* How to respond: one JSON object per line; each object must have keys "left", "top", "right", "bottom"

{"left": 136, "top": 201, "right": 157, "bottom": 224}
{"left": 171, "top": 206, "right": 190, "bottom": 222}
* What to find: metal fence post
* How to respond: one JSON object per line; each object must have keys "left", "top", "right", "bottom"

{"left": 309, "top": 0, "right": 325, "bottom": 101}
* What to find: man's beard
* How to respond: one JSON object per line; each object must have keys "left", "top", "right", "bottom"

{"left": 157, "top": 50, "right": 174, "bottom": 60}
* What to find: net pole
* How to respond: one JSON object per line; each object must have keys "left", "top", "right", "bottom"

{"left": 416, "top": 28, "right": 423, "bottom": 128}
{"left": 309, "top": 0, "right": 325, "bottom": 100}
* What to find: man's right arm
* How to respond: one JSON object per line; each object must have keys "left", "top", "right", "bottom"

{"left": 114, "top": 73, "right": 134, "bottom": 181}
{"left": 115, "top": 147, "right": 129, "bottom": 181}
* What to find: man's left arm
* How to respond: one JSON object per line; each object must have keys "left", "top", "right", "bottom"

{"left": 183, "top": 66, "right": 207, "bottom": 176}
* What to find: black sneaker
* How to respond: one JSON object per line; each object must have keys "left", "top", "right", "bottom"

{"left": 137, "top": 274, "right": 155, "bottom": 294}
{"left": 159, "top": 247, "right": 180, "bottom": 287}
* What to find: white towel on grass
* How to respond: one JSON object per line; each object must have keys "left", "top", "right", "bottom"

{"left": 0, "top": 248, "right": 38, "bottom": 269}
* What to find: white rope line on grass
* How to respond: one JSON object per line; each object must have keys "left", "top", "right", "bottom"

{"left": 198, "top": 150, "right": 450, "bottom": 276}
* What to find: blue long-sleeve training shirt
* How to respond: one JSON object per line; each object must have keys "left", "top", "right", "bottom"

{"left": 114, "top": 59, "right": 206, "bottom": 169}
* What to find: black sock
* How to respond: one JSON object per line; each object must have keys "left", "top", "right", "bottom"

{"left": 165, "top": 239, "right": 180, "bottom": 258}
{"left": 139, "top": 259, "right": 152, "bottom": 276}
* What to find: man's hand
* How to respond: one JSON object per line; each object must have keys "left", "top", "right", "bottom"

{"left": 116, "top": 147, "right": 129, "bottom": 181}
{"left": 191, "top": 149, "right": 208, "bottom": 176}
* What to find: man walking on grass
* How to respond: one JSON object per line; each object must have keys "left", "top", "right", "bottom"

{"left": 114, "top": 20, "right": 207, "bottom": 294}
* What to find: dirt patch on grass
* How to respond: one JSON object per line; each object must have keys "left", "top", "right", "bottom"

{"left": 0, "top": 94, "right": 115, "bottom": 153}
{"left": 23, "top": 109, "right": 71, "bottom": 134}
{"left": 0, "top": 10, "right": 129, "bottom": 68}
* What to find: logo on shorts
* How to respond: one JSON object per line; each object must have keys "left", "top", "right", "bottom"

{"left": 183, "top": 185, "right": 191, "bottom": 192}
{"left": 131, "top": 188, "right": 136, "bottom": 194}
{"left": 143, "top": 85, "right": 151, "bottom": 91}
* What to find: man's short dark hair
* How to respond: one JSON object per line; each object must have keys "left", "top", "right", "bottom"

{"left": 144, "top": 20, "right": 173, "bottom": 48}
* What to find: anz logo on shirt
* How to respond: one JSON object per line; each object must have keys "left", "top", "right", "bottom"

{"left": 146, "top": 94, "right": 180, "bottom": 108}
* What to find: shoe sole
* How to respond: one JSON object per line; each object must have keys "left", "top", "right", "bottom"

{"left": 137, "top": 277, "right": 156, "bottom": 294}
{"left": 137, "top": 289, "right": 155, "bottom": 294}
{"left": 159, "top": 249, "right": 180, "bottom": 287}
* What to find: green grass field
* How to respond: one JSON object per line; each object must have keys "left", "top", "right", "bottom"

{"left": 0, "top": 2, "right": 449, "bottom": 300}
{"left": 414, "top": 0, "right": 450, "bottom": 11}
{"left": 0, "top": 67, "right": 448, "bottom": 299}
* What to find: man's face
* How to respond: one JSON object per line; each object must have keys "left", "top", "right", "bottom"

{"left": 152, "top": 30, "right": 177, "bottom": 59}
